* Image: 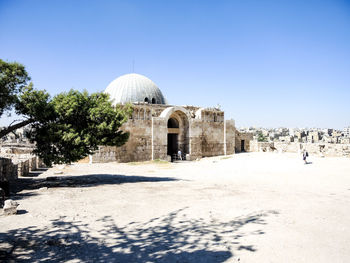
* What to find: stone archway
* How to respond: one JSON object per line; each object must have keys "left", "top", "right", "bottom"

{"left": 160, "top": 107, "right": 190, "bottom": 158}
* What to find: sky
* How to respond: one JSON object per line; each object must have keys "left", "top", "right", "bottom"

{"left": 0, "top": 0, "right": 349, "bottom": 129}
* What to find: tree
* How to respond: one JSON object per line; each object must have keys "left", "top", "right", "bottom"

{"left": 257, "top": 131, "right": 268, "bottom": 142}
{"left": 0, "top": 59, "right": 30, "bottom": 117}
{"left": 0, "top": 59, "right": 131, "bottom": 166}
{"left": 28, "top": 90, "right": 132, "bottom": 166}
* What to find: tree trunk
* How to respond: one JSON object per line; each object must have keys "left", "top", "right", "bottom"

{"left": 0, "top": 119, "right": 33, "bottom": 139}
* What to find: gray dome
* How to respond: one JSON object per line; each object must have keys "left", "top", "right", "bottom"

{"left": 105, "top": 73, "right": 166, "bottom": 105}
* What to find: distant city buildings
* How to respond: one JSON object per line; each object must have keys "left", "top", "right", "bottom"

{"left": 344, "top": 127, "right": 350, "bottom": 138}
{"left": 239, "top": 126, "right": 350, "bottom": 145}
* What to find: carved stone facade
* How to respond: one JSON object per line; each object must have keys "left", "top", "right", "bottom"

{"left": 92, "top": 103, "right": 253, "bottom": 162}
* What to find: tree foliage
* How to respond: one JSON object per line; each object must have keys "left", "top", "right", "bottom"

{"left": 257, "top": 131, "right": 268, "bottom": 142}
{"left": 0, "top": 59, "right": 131, "bottom": 166}
{"left": 0, "top": 59, "right": 30, "bottom": 116}
{"left": 28, "top": 91, "right": 132, "bottom": 165}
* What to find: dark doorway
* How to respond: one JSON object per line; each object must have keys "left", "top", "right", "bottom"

{"left": 241, "top": 140, "right": 245, "bottom": 152}
{"left": 167, "top": 134, "right": 178, "bottom": 155}
{"left": 168, "top": 118, "right": 179, "bottom": 128}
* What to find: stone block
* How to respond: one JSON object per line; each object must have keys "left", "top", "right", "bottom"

{"left": 3, "top": 199, "right": 19, "bottom": 215}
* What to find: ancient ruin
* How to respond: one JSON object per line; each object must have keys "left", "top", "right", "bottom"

{"left": 93, "top": 73, "right": 252, "bottom": 162}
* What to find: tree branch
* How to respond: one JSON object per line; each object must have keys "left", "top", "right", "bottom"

{"left": 0, "top": 119, "right": 33, "bottom": 139}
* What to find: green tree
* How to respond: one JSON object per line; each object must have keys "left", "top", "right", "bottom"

{"left": 0, "top": 59, "right": 30, "bottom": 117}
{"left": 0, "top": 59, "right": 131, "bottom": 166}
{"left": 28, "top": 91, "right": 131, "bottom": 165}
{"left": 257, "top": 131, "right": 268, "bottom": 142}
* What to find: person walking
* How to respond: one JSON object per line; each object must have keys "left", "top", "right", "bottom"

{"left": 302, "top": 149, "right": 309, "bottom": 164}
{"left": 178, "top": 150, "right": 182, "bottom": 160}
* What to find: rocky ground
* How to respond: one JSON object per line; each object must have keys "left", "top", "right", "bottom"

{"left": 1, "top": 152, "right": 350, "bottom": 262}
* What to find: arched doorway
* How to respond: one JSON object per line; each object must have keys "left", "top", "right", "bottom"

{"left": 167, "top": 118, "right": 179, "bottom": 155}
{"left": 166, "top": 111, "right": 189, "bottom": 157}
{"left": 159, "top": 106, "right": 190, "bottom": 160}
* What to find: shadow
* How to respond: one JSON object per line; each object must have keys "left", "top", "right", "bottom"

{"left": 305, "top": 162, "right": 313, "bottom": 165}
{"left": 10, "top": 191, "right": 39, "bottom": 201}
{"left": 25, "top": 171, "right": 43, "bottom": 178}
{"left": 36, "top": 168, "right": 48, "bottom": 171}
{"left": 16, "top": 209, "right": 28, "bottom": 215}
{"left": 10, "top": 174, "right": 179, "bottom": 200}
{"left": 22, "top": 168, "right": 48, "bottom": 178}
{"left": 0, "top": 208, "right": 279, "bottom": 262}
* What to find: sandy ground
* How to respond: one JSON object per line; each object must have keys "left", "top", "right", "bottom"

{"left": 1, "top": 152, "right": 350, "bottom": 262}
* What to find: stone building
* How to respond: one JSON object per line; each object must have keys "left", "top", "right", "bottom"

{"left": 307, "top": 131, "right": 320, "bottom": 143}
{"left": 92, "top": 73, "right": 251, "bottom": 163}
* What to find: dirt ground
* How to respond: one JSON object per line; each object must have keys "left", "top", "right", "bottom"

{"left": 1, "top": 152, "right": 350, "bottom": 262}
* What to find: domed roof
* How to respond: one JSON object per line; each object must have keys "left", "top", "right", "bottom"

{"left": 104, "top": 73, "right": 166, "bottom": 105}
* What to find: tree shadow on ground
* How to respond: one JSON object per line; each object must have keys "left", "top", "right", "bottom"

{"left": 0, "top": 208, "right": 279, "bottom": 262}
{"left": 11, "top": 174, "right": 179, "bottom": 199}
{"left": 8, "top": 174, "right": 179, "bottom": 203}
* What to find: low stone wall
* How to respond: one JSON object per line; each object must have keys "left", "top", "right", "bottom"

{"left": 250, "top": 141, "right": 350, "bottom": 157}
{"left": 0, "top": 144, "right": 35, "bottom": 155}
{"left": 0, "top": 157, "right": 18, "bottom": 181}
{"left": 0, "top": 155, "right": 46, "bottom": 182}
{"left": 15, "top": 159, "right": 30, "bottom": 177}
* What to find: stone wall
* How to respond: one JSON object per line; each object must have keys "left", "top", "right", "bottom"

{"left": 249, "top": 141, "right": 350, "bottom": 157}
{"left": 189, "top": 119, "right": 203, "bottom": 160}
{"left": 92, "top": 104, "right": 242, "bottom": 162}
{"left": 201, "top": 121, "right": 225, "bottom": 157}
{"left": 152, "top": 117, "right": 168, "bottom": 160}
{"left": 0, "top": 144, "right": 35, "bottom": 155}
{"left": 235, "top": 131, "right": 253, "bottom": 153}
{"left": 0, "top": 155, "right": 46, "bottom": 182}
{"left": 94, "top": 119, "right": 153, "bottom": 162}
{"left": 0, "top": 157, "right": 18, "bottom": 181}
{"left": 16, "top": 159, "right": 30, "bottom": 177}
{"left": 225, "top": 120, "right": 236, "bottom": 155}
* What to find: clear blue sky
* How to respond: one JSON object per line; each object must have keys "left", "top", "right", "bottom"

{"left": 1, "top": 0, "right": 349, "bottom": 129}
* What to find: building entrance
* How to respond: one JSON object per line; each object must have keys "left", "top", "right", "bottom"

{"left": 167, "top": 134, "right": 178, "bottom": 155}
{"left": 241, "top": 140, "right": 245, "bottom": 152}
{"left": 164, "top": 110, "right": 189, "bottom": 159}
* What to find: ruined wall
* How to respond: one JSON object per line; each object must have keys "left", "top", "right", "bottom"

{"left": 189, "top": 119, "right": 203, "bottom": 160}
{"left": 15, "top": 159, "right": 30, "bottom": 177}
{"left": 249, "top": 141, "right": 270, "bottom": 152}
{"left": 250, "top": 141, "right": 350, "bottom": 157}
{"left": 93, "top": 119, "right": 153, "bottom": 163}
{"left": 225, "top": 120, "right": 235, "bottom": 155}
{"left": 0, "top": 157, "right": 18, "bottom": 181}
{"left": 152, "top": 117, "right": 168, "bottom": 160}
{"left": 0, "top": 144, "right": 35, "bottom": 155}
{"left": 201, "top": 121, "right": 225, "bottom": 157}
{"left": 235, "top": 131, "right": 253, "bottom": 153}
{"left": 0, "top": 155, "right": 45, "bottom": 182}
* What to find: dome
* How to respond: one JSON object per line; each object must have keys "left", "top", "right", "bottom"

{"left": 104, "top": 73, "right": 166, "bottom": 105}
